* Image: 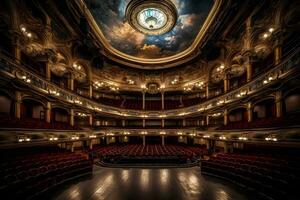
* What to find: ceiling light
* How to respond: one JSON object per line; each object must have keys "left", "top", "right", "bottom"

{"left": 141, "top": 131, "right": 148, "bottom": 135}
{"left": 269, "top": 27, "right": 274, "bottom": 33}
{"left": 238, "top": 137, "right": 248, "bottom": 141}
{"left": 263, "top": 33, "right": 269, "bottom": 38}
{"left": 160, "top": 84, "right": 165, "bottom": 89}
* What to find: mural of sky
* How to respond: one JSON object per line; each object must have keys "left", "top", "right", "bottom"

{"left": 85, "top": 0, "right": 214, "bottom": 59}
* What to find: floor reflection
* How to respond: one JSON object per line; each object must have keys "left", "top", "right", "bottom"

{"left": 50, "top": 166, "right": 260, "bottom": 200}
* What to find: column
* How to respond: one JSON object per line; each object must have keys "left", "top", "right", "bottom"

{"left": 15, "top": 91, "right": 22, "bottom": 119}
{"left": 11, "top": 31, "right": 21, "bottom": 64}
{"left": 68, "top": 75, "right": 74, "bottom": 91}
{"left": 142, "top": 92, "right": 145, "bottom": 110}
{"left": 161, "top": 119, "right": 165, "bottom": 128}
{"left": 224, "top": 74, "right": 229, "bottom": 93}
{"left": 70, "top": 109, "right": 74, "bottom": 126}
{"left": 274, "top": 35, "right": 282, "bottom": 66}
{"left": 246, "top": 57, "right": 253, "bottom": 82}
{"left": 122, "top": 119, "right": 126, "bottom": 127}
{"left": 89, "top": 140, "right": 93, "bottom": 150}
{"left": 69, "top": 142, "right": 74, "bottom": 152}
{"left": 162, "top": 135, "right": 165, "bottom": 146}
{"left": 143, "top": 119, "right": 146, "bottom": 128}
{"left": 89, "top": 83, "right": 93, "bottom": 99}
{"left": 244, "top": 17, "right": 252, "bottom": 49}
{"left": 45, "top": 62, "right": 51, "bottom": 81}
{"left": 244, "top": 17, "right": 253, "bottom": 82}
{"left": 182, "top": 119, "right": 186, "bottom": 127}
{"left": 247, "top": 102, "right": 253, "bottom": 122}
{"left": 206, "top": 115, "right": 210, "bottom": 126}
{"left": 224, "top": 109, "right": 228, "bottom": 125}
{"left": 143, "top": 135, "right": 146, "bottom": 146}
{"left": 275, "top": 90, "right": 282, "bottom": 118}
{"left": 45, "top": 102, "right": 51, "bottom": 123}
{"left": 224, "top": 142, "right": 228, "bottom": 153}
{"left": 89, "top": 114, "right": 93, "bottom": 126}
{"left": 161, "top": 92, "right": 165, "bottom": 110}
{"left": 206, "top": 84, "right": 209, "bottom": 99}
{"left": 274, "top": 46, "right": 282, "bottom": 66}
{"left": 43, "top": 20, "right": 53, "bottom": 82}
{"left": 205, "top": 139, "right": 210, "bottom": 150}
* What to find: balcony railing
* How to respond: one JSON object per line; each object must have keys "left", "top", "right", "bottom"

{"left": 0, "top": 47, "right": 299, "bottom": 119}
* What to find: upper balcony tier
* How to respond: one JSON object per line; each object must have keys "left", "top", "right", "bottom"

{"left": 0, "top": 46, "right": 299, "bottom": 118}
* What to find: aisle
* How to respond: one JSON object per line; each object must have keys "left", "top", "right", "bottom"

{"left": 47, "top": 166, "right": 263, "bottom": 200}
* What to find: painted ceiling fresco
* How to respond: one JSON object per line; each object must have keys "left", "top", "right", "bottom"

{"left": 85, "top": 0, "right": 214, "bottom": 59}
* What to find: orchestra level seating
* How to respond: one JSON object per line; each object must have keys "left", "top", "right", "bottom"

{"left": 91, "top": 144, "right": 208, "bottom": 165}
{"left": 201, "top": 153, "right": 300, "bottom": 200}
{"left": 0, "top": 146, "right": 93, "bottom": 199}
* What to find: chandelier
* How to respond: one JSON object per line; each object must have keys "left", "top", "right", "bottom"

{"left": 126, "top": 0, "right": 177, "bottom": 35}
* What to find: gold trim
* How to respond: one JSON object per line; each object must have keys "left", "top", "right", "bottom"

{"left": 77, "top": 0, "right": 223, "bottom": 69}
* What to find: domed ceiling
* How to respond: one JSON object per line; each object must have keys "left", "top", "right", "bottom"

{"left": 83, "top": 0, "right": 219, "bottom": 68}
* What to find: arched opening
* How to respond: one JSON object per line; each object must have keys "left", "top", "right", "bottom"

{"left": 21, "top": 52, "right": 45, "bottom": 76}
{"left": 252, "top": 52, "right": 275, "bottom": 78}
{"left": 253, "top": 98, "right": 276, "bottom": 120}
{"left": 51, "top": 107, "right": 69, "bottom": 123}
{"left": 209, "top": 115, "right": 223, "bottom": 126}
{"left": 0, "top": 91, "right": 13, "bottom": 117}
{"left": 21, "top": 99, "right": 45, "bottom": 120}
{"left": 229, "top": 73, "right": 247, "bottom": 91}
{"left": 228, "top": 107, "right": 248, "bottom": 123}
{"left": 284, "top": 88, "right": 300, "bottom": 119}
{"left": 51, "top": 73, "right": 68, "bottom": 89}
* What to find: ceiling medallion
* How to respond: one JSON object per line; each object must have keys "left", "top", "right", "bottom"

{"left": 126, "top": 0, "right": 177, "bottom": 35}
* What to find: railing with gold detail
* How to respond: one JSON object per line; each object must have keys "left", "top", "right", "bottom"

{"left": 0, "top": 47, "right": 299, "bottom": 119}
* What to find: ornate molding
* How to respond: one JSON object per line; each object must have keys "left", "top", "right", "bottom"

{"left": 76, "top": 0, "right": 224, "bottom": 69}
{"left": 0, "top": 47, "right": 298, "bottom": 119}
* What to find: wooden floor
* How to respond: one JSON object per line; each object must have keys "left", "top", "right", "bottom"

{"left": 44, "top": 166, "right": 265, "bottom": 200}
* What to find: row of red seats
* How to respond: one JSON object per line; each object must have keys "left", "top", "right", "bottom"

{"left": 0, "top": 116, "right": 80, "bottom": 130}
{"left": 96, "top": 97, "right": 123, "bottom": 107}
{"left": 94, "top": 98, "right": 184, "bottom": 110}
{"left": 164, "top": 100, "right": 181, "bottom": 110}
{"left": 0, "top": 147, "right": 93, "bottom": 199}
{"left": 92, "top": 144, "right": 208, "bottom": 159}
{"left": 123, "top": 99, "right": 143, "bottom": 110}
{"left": 145, "top": 101, "right": 162, "bottom": 110}
{"left": 201, "top": 153, "right": 299, "bottom": 199}
{"left": 182, "top": 98, "right": 204, "bottom": 107}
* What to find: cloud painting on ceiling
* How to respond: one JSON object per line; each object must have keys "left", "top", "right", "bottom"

{"left": 85, "top": 0, "right": 214, "bottom": 59}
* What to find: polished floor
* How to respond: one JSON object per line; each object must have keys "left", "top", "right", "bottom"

{"left": 46, "top": 166, "right": 264, "bottom": 200}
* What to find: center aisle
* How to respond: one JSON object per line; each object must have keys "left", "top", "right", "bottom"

{"left": 46, "top": 166, "right": 263, "bottom": 200}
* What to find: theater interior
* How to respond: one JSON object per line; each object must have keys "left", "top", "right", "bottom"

{"left": 0, "top": 0, "right": 299, "bottom": 199}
